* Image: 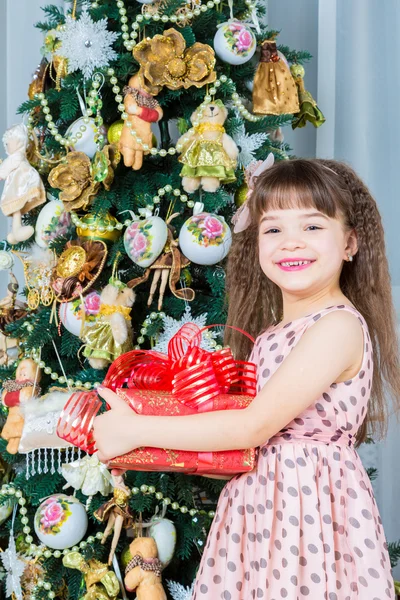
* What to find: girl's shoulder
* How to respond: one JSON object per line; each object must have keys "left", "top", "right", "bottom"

{"left": 256, "top": 303, "right": 369, "bottom": 345}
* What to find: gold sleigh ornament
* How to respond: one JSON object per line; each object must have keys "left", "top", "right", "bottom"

{"left": 52, "top": 239, "right": 107, "bottom": 303}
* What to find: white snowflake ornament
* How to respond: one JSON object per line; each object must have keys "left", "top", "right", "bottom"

{"left": 58, "top": 6, "right": 119, "bottom": 79}
{"left": 232, "top": 121, "right": 268, "bottom": 168}
{"left": 0, "top": 533, "right": 26, "bottom": 600}
{"left": 167, "top": 580, "right": 195, "bottom": 600}
{"left": 152, "top": 306, "right": 217, "bottom": 354}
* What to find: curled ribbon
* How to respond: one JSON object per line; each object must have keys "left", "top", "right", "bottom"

{"left": 57, "top": 323, "right": 257, "bottom": 453}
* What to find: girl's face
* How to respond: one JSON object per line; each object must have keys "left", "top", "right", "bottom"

{"left": 258, "top": 208, "right": 356, "bottom": 295}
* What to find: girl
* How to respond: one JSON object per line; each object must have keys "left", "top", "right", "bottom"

{"left": 93, "top": 158, "right": 400, "bottom": 599}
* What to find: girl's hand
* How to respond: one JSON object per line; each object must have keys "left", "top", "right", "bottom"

{"left": 93, "top": 386, "right": 139, "bottom": 464}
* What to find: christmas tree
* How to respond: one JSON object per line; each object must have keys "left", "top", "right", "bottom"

{"left": 0, "top": 1, "right": 320, "bottom": 598}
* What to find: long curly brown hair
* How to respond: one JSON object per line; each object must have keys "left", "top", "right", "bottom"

{"left": 225, "top": 158, "right": 400, "bottom": 446}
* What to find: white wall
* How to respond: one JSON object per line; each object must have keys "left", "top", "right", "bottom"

{"left": 0, "top": 0, "right": 64, "bottom": 296}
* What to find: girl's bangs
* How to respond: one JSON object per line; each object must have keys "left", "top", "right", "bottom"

{"left": 251, "top": 163, "right": 343, "bottom": 223}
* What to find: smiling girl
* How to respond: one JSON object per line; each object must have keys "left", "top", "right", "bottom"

{"left": 94, "top": 158, "right": 400, "bottom": 599}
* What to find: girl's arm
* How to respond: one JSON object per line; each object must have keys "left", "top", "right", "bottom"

{"left": 93, "top": 310, "right": 364, "bottom": 461}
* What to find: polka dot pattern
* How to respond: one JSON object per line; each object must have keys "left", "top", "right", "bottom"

{"left": 191, "top": 306, "right": 395, "bottom": 600}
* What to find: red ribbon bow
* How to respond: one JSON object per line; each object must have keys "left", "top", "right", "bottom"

{"left": 104, "top": 323, "right": 257, "bottom": 409}
{"left": 57, "top": 323, "right": 256, "bottom": 453}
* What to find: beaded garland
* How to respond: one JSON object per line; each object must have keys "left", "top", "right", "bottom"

{"left": 0, "top": 481, "right": 214, "bottom": 599}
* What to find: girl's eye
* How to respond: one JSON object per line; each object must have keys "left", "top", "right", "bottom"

{"left": 263, "top": 226, "right": 322, "bottom": 234}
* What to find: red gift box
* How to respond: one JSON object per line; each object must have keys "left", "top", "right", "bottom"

{"left": 57, "top": 323, "right": 258, "bottom": 474}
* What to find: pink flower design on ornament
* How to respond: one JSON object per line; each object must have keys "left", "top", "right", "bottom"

{"left": 131, "top": 232, "right": 147, "bottom": 256}
{"left": 42, "top": 500, "right": 64, "bottom": 527}
{"left": 84, "top": 291, "right": 101, "bottom": 315}
{"left": 203, "top": 215, "right": 224, "bottom": 239}
{"left": 36, "top": 496, "right": 72, "bottom": 535}
{"left": 236, "top": 29, "right": 253, "bottom": 52}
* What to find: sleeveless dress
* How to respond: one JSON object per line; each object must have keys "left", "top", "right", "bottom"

{"left": 191, "top": 304, "right": 395, "bottom": 600}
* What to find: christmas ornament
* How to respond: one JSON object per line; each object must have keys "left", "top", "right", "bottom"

{"left": 59, "top": 291, "right": 101, "bottom": 336}
{"left": 35, "top": 198, "right": 74, "bottom": 248}
{"left": 124, "top": 537, "right": 166, "bottom": 598}
{"left": 52, "top": 240, "right": 107, "bottom": 303}
{"left": 123, "top": 211, "right": 168, "bottom": 268}
{"left": 213, "top": 20, "right": 256, "bottom": 65}
{"left": 34, "top": 494, "right": 88, "bottom": 549}
{"left": 178, "top": 202, "right": 232, "bottom": 266}
{"left": 234, "top": 181, "right": 248, "bottom": 207}
{"left": 76, "top": 212, "right": 121, "bottom": 243}
{"left": 16, "top": 246, "right": 56, "bottom": 309}
{"left": 0, "top": 526, "right": 26, "bottom": 600}
{"left": 107, "top": 119, "right": 124, "bottom": 144}
{"left": 81, "top": 280, "right": 135, "bottom": 369}
{"left": 65, "top": 118, "right": 99, "bottom": 159}
{"left": 120, "top": 545, "right": 133, "bottom": 571}
{"left": 231, "top": 121, "right": 268, "bottom": 168}
{"left": 0, "top": 123, "right": 46, "bottom": 244}
{"left": 0, "top": 272, "right": 28, "bottom": 336}
{"left": 28, "top": 57, "right": 50, "bottom": 100}
{"left": 133, "top": 28, "right": 216, "bottom": 95}
{"left": 152, "top": 305, "right": 216, "bottom": 354}
{"left": 148, "top": 518, "right": 176, "bottom": 568}
{"left": 177, "top": 100, "right": 238, "bottom": 193}
{"left": 291, "top": 64, "right": 326, "bottom": 129}
{"left": 19, "top": 390, "right": 76, "bottom": 478}
{"left": 120, "top": 73, "right": 163, "bottom": 170}
{"left": 43, "top": 27, "right": 69, "bottom": 90}
{"left": 48, "top": 146, "right": 117, "bottom": 211}
{"left": 127, "top": 214, "right": 195, "bottom": 310}
{"left": 63, "top": 551, "right": 120, "bottom": 600}
{"left": 232, "top": 153, "right": 275, "bottom": 233}
{"left": 136, "top": 0, "right": 157, "bottom": 3}
{"left": 1, "top": 358, "right": 42, "bottom": 454}
{"left": 167, "top": 580, "right": 194, "bottom": 600}
{"left": 62, "top": 453, "right": 113, "bottom": 497}
{"left": 57, "top": 6, "right": 118, "bottom": 80}
{"left": 0, "top": 250, "right": 13, "bottom": 271}
{"left": 252, "top": 39, "right": 300, "bottom": 115}
{"left": 94, "top": 475, "right": 134, "bottom": 565}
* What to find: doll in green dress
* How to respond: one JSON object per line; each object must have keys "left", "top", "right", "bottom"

{"left": 81, "top": 280, "right": 135, "bottom": 370}
{"left": 177, "top": 100, "right": 238, "bottom": 194}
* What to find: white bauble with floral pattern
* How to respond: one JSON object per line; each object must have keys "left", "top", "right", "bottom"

{"left": 178, "top": 202, "right": 232, "bottom": 266}
{"left": 213, "top": 20, "right": 256, "bottom": 66}
{"left": 59, "top": 291, "right": 101, "bottom": 337}
{"left": 66, "top": 117, "right": 99, "bottom": 158}
{"left": 34, "top": 494, "right": 88, "bottom": 549}
{"left": 35, "top": 198, "right": 74, "bottom": 248}
{"left": 124, "top": 214, "right": 168, "bottom": 268}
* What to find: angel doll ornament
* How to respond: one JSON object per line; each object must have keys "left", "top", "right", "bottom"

{"left": 94, "top": 474, "right": 134, "bottom": 565}
{"left": 0, "top": 123, "right": 46, "bottom": 244}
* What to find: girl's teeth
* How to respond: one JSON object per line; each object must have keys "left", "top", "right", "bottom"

{"left": 281, "top": 261, "right": 311, "bottom": 266}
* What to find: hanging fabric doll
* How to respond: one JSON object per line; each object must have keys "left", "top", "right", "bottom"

{"left": 119, "top": 73, "right": 163, "bottom": 171}
{"left": 291, "top": 64, "right": 326, "bottom": 129}
{"left": 252, "top": 39, "right": 300, "bottom": 115}
{"left": 94, "top": 474, "right": 134, "bottom": 565}
{"left": 80, "top": 279, "right": 135, "bottom": 370}
{"left": 127, "top": 214, "right": 195, "bottom": 310}
{"left": 1, "top": 358, "right": 42, "bottom": 454}
{"left": 0, "top": 123, "right": 46, "bottom": 244}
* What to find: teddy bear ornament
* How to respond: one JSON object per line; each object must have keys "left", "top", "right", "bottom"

{"left": 0, "top": 123, "right": 46, "bottom": 244}
{"left": 177, "top": 100, "right": 238, "bottom": 193}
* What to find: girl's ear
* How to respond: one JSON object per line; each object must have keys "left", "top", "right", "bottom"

{"left": 345, "top": 228, "right": 358, "bottom": 258}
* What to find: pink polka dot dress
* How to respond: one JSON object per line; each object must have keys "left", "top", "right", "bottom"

{"left": 192, "top": 304, "right": 395, "bottom": 600}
